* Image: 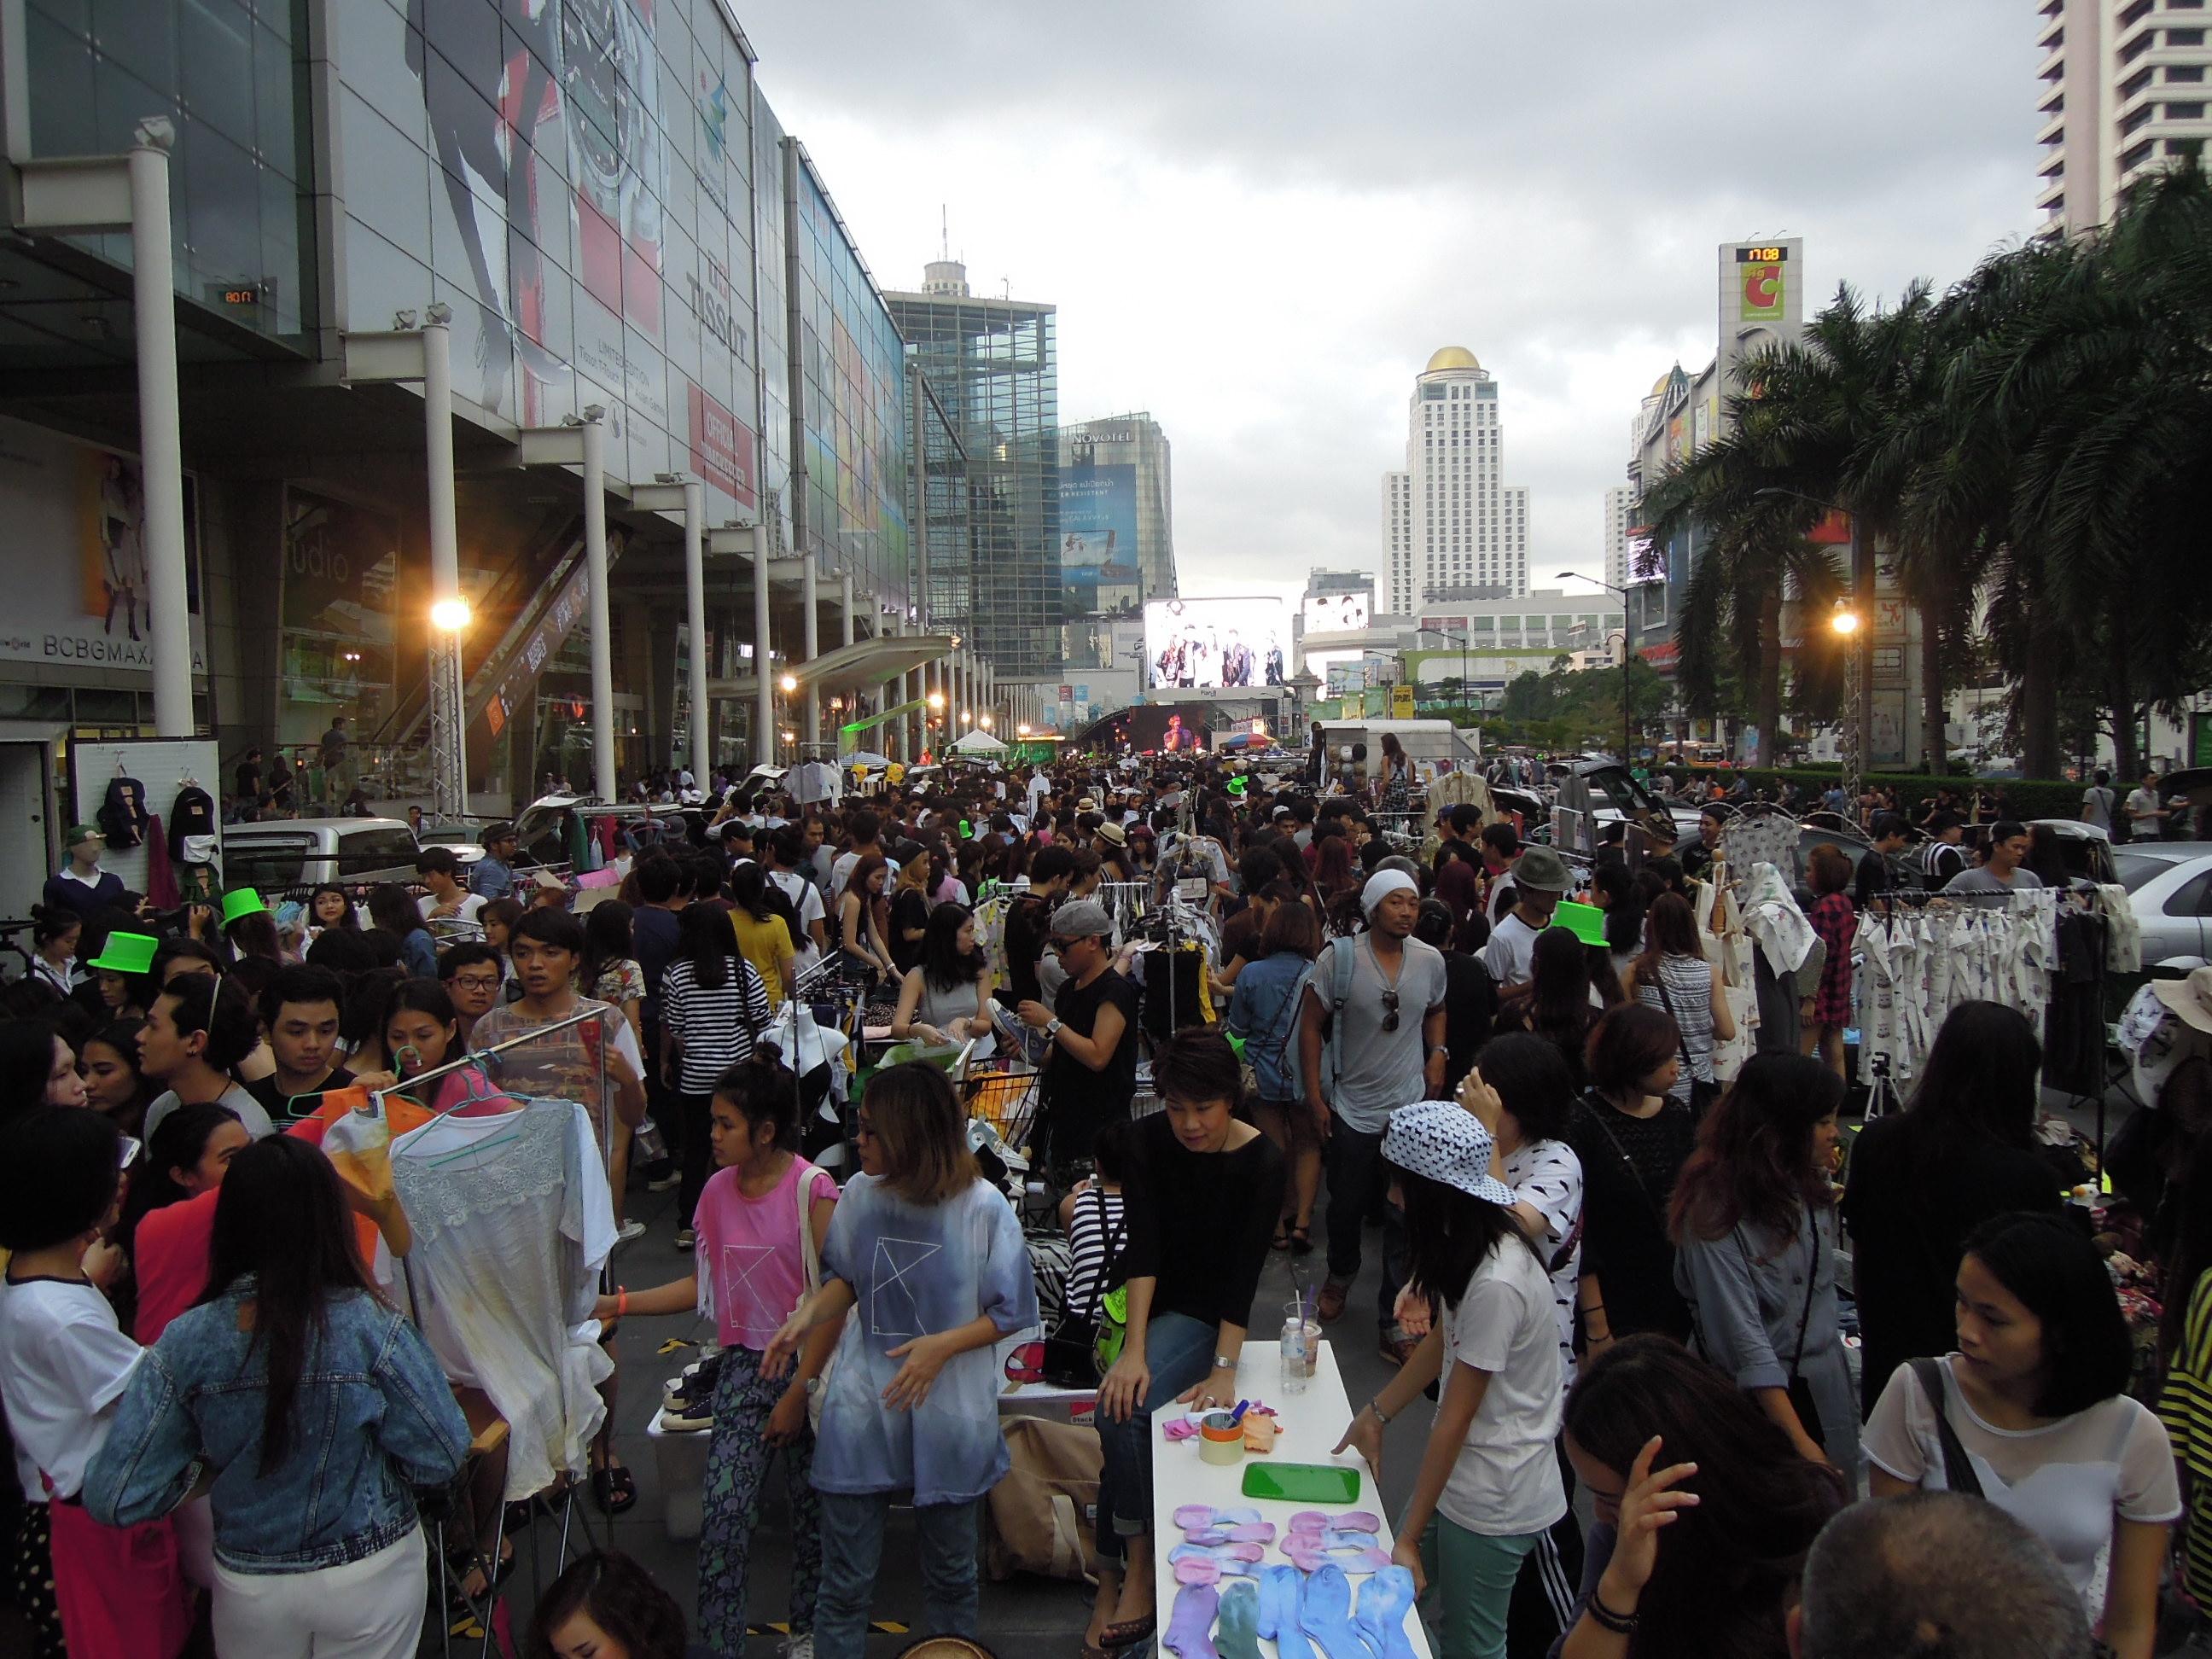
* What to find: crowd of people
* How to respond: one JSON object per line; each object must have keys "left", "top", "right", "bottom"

{"left": 0, "top": 744, "right": 2199, "bottom": 1659}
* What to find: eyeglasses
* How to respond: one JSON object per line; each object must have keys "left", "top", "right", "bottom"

{"left": 451, "top": 975, "right": 501, "bottom": 991}
{"left": 1380, "top": 987, "right": 1400, "bottom": 1033}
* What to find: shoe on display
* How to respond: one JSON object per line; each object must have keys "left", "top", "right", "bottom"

{"left": 657, "top": 1395, "right": 713, "bottom": 1433}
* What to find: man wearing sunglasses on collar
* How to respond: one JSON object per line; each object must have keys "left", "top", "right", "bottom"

{"left": 1017, "top": 899, "right": 1140, "bottom": 1191}
{"left": 1298, "top": 869, "right": 1448, "bottom": 1365}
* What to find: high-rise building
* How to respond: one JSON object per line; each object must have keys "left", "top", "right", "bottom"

{"left": 1604, "top": 486, "right": 1634, "bottom": 591}
{"left": 1058, "top": 414, "right": 1176, "bottom": 609}
{"left": 2036, "top": 0, "right": 2212, "bottom": 235}
{"left": 1382, "top": 347, "right": 1528, "bottom": 614}
{"left": 886, "top": 260, "right": 1062, "bottom": 676}
{"left": 1382, "top": 473, "right": 1413, "bottom": 613}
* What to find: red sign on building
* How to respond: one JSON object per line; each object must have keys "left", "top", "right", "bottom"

{"left": 688, "top": 384, "right": 758, "bottom": 508}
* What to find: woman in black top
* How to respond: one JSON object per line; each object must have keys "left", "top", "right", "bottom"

{"left": 1089, "top": 1031, "right": 1285, "bottom": 1652}
{"left": 1415, "top": 899, "right": 1497, "bottom": 1089}
{"left": 1840, "top": 1000, "right": 2061, "bottom": 1415}
{"left": 1570, "top": 1002, "right": 1698, "bottom": 1349}
{"left": 1493, "top": 924, "right": 1598, "bottom": 1091}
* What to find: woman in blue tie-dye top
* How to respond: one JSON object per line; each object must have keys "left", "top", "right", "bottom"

{"left": 764, "top": 1062, "right": 1038, "bottom": 1659}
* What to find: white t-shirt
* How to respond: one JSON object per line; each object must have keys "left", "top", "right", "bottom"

{"left": 2080, "top": 787, "right": 2115, "bottom": 830}
{"left": 1437, "top": 1237, "right": 1568, "bottom": 1537}
{"left": 419, "top": 891, "right": 486, "bottom": 927}
{"left": 1502, "top": 1139, "right": 1584, "bottom": 1387}
{"left": 1863, "top": 1354, "right": 2180, "bottom": 1610}
{"left": 1481, "top": 911, "right": 1546, "bottom": 987}
{"left": 830, "top": 849, "right": 900, "bottom": 894}
{"left": 143, "top": 1080, "right": 276, "bottom": 1145}
{"left": 2127, "top": 787, "right": 2162, "bottom": 828}
{"left": 769, "top": 868, "right": 829, "bottom": 967}
{"left": 0, "top": 1278, "right": 143, "bottom": 1499}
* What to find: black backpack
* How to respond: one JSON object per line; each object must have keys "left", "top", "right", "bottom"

{"left": 98, "top": 776, "right": 149, "bottom": 849}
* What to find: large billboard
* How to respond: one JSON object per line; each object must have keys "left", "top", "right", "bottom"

{"left": 1301, "top": 592, "right": 1371, "bottom": 636}
{"left": 1060, "top": 462, "right": 1141, "bottom": 615}
{"left": 331, "top": 0, "right": 767, "bottom": 527}
{"left": 1145, "top": 597, "right": 1287, "bottom": 690}
{"left": 0, "top": 416, "right": 207, "bottom": 675}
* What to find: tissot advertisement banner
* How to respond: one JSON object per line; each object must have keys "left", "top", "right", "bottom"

{"left": 1060, "top": 462, "right": 1141, "bottom": 613}
{"left": 1144, "top": 598, "right": 1287, "bottom": 690}
{"left": 0, "top": 416, "right": 206, "bottom": 675}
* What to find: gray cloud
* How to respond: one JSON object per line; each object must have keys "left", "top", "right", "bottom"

{"left": 740, "top": 0, "right": 2043, "bottom": 597}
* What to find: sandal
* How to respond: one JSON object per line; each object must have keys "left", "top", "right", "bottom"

{"left": 1270, "top": 1222, "right": 1292, "bottom": 1253}
{"left": 1289, "top": 1225, "right": 1313, "bottom": 1256}
{"left": 1097, "top": 1614, "right": 1157, "bottom": 1650}
{"left": 590, "top": 1461, "right": 637, "bottom": 1515}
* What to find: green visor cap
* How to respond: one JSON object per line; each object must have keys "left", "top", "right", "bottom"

{"left": 221, "top": 888, "right": 270, "bottom": 927}
{"left": 1550, "top": 900, "right": 1610, "bottom": 949}
{"left": 87, "top": 931, "right": 158, "bottom": 975}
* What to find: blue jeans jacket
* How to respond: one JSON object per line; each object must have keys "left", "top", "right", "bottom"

{"left": 82, "top": 1282, "right": 470, "bottom": 1575}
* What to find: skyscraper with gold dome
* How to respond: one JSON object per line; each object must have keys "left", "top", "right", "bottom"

{"left": 1382, "top": 346, "right": 1529, "bottom": 614}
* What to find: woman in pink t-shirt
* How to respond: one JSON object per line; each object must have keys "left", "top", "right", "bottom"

{"left": 594, "top": 1048, "right": 839, "bottom": 1653}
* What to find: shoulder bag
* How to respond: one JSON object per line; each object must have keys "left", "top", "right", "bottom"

{"left": 1042, "top": 1188, "right": 1127, "bottom": 1388}
{"left": 1907, "top": 1357, "right": 1982, "bottom": 1497}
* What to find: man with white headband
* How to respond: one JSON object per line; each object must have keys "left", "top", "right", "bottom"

{"left": 1297, "top": 865, "right": 1449, "bottom": 1365}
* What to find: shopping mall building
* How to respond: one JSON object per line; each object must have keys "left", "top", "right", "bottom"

{"left": 0, "top": 0, "right": 1035, "bottom": 888}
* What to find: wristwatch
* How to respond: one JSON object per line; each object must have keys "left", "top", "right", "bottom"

{"left": 1045, "top": 1018, "right": 1063, "bottom": 1039}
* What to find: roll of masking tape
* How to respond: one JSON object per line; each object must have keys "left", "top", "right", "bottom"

{"left": 1198, "top": 1411, "right": 1245, "bottom": 1467}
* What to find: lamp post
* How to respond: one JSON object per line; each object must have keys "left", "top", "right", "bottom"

{"left": 1558, "top": 573, "right": 1637, "bottom": 770}
{"left": 1752, "top": 487, "right": 1872, "bottom": 774}
{"left": 1831, "top": 600, "right": 1863, "bottom": 813}
{"left": 1412, "top": 626, "right": 1471, "bottom": 719}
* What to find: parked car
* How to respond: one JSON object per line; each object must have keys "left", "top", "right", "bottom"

{"left": 223, "top": 818, "right": 422, "bottom": 895}
{"left": 2113, "top": 842, "right": 2212, "bottom": 969}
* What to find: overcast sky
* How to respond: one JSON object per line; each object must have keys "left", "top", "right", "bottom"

{"left": 738, "top": 0, "right": 2045, "bottom": 607}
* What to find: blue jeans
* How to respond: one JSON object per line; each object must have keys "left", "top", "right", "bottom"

{"left": 812, "top": 1492, "right": 980, "bottom": 1659}
{"left": 1094, "top": 1311, "right": 1219, "bottom": 1563}
{"left": 1323, "top": 1121, "right": 1409, "bottom": 1329}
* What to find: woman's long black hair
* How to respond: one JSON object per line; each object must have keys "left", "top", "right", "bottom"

{"left": 1564, "top": 1336, "right": 1847, "bottom": 1658}
{"left": 1901, "top": 1000, "right": 2041, "bottom": 1150}
{"left": 674, "top": 898, "right": 736, "bottom": 992}
{"left": 919, "top": 902, "right": 986, "bottom": 993}
{"left": 202, "top": 1135, "right": 381, "bottom": 1476}
{"left": 1390, "top": 1164, "right": 1536, "bottom": 1313}
{"left": 581, "top": 899, "right": 636, "bottom": 992}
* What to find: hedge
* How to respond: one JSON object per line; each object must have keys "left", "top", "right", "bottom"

{"left": 1669, "top": 765, "right": 2085, "bottom": 824}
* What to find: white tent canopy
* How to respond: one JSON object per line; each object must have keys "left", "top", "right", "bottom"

{"left": 951, "top": 729, "right": 1008, "bottom": 755}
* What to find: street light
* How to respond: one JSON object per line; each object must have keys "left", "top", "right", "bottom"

{"left": 927, "top": 691, "right": 946, "bottom": 711}
{"left": 1017, "top": 723, "right": 1032, "bottom": 738}
{"left": 1412, "top": 626, "right": 1471, "bottom": 719}
{"left": 1557, "top": 572, "right": 1637, "bottom": 770}
{"left": 431, "top": 597, "right": 471, "bottom": 632}
{"left": 778, "top": 672, "right": 799, "bottom": 694}
{"left": 979, "top": 713, "right": 993, "bottom": 730}
{"left": 1831, "top": 599, "right": 1864, "bottom": 810}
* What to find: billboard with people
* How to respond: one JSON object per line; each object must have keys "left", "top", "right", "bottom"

{"left": 1144, "top": 597, "right": 1287, "bottom": 690}
{"left": 1301, "top": 591, "right": 1371, "bottom": 636}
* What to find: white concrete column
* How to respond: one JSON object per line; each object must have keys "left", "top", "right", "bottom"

{"left": 802, "top": 556, "right": 820, "bottom": 746}
{"left": 422, "top": 316, "right": 466, "bottom": 812}
{"left": 841, "top": 573, "right": 856, "bottom": 648}
{"left": 126, "top": 124, "right": 193, "bottom": 736}
{"left": 580, "top": 412, "right": 616, "bottom": 801}
{"left": 754, "top": 533, "right": 775, "bottom": 770}
{"left": 683, "top": 478, "right": 708, "bottom": 777}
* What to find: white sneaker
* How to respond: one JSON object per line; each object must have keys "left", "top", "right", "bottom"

{"left": 614, "top": 1220, "right": 646, "bottom": 1245}
{"left": 780, "top": 1635, "right": 814, "bottom": 1659}
{"left": 674, "top": 1227, "right": 696, "bottom": 1250}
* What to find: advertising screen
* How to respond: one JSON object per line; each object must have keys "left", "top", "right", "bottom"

{"left": 1301, "top": 592, "right": 1370, "bottom": 636}
{"left": 1060, "top": 462, "right": 1142, "bottom": 615}
{"left": 1145, "top": 597, "right": 1287, "bottom": 690}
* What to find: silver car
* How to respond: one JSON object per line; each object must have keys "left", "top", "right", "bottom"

{"left": 2114, "top": 841, "right": 2212, "bottom": 968}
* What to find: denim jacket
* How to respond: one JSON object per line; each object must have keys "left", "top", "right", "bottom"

{"left": 1225, "top": 951, "right": 1310, "bottom": 1102}
{"left": 81, "top": 1280, "right": 469, "bottom": 1575}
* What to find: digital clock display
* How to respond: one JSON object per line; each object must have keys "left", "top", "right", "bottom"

{"left": 1735, "top": 247, "right": 1789, "bottom": 263}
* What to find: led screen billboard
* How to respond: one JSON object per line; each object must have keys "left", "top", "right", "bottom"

{"left": 1145, "top": 597, "right": 1287, "bottom": 690}
{"left": 1301, "top": 592, "right": 1371, "bottom": 636}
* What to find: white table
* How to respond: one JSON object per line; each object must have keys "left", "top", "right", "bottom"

{"left": 1149, "top": 1339, "right": 1432, "bottom": 1658}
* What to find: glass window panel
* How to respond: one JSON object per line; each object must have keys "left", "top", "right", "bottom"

{"left": 253, "top": 25, "right": 299, "bottom": 176}
{"left": 26, "top": 7, "right": 100, "bottom": 154}
{"left": 91, "top": 0, "right": 178, "bottom": 92}
{"left": 181, "top": 0, "right": 255, "bottom": 146}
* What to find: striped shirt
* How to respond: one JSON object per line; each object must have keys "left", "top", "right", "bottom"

{"left": 660, "top": 957, "right": 773, "bottom": 1095}
{"left": 1635, "top": 953, "right": 1716, "bottom": 1095}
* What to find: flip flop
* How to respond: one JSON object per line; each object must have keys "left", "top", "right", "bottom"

{"left": 1169, "top": 1541, "right": 1266, "bottom": 1565}
{"left": 1173, "top": 1504, "right": 1261, "bottom": 1531}
{"left": 1183, "top": 1522, "right": 1276, "bottom": 1545}
{"left": 1287, "top": 1511, "right": 1383, "bottom": 1536}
